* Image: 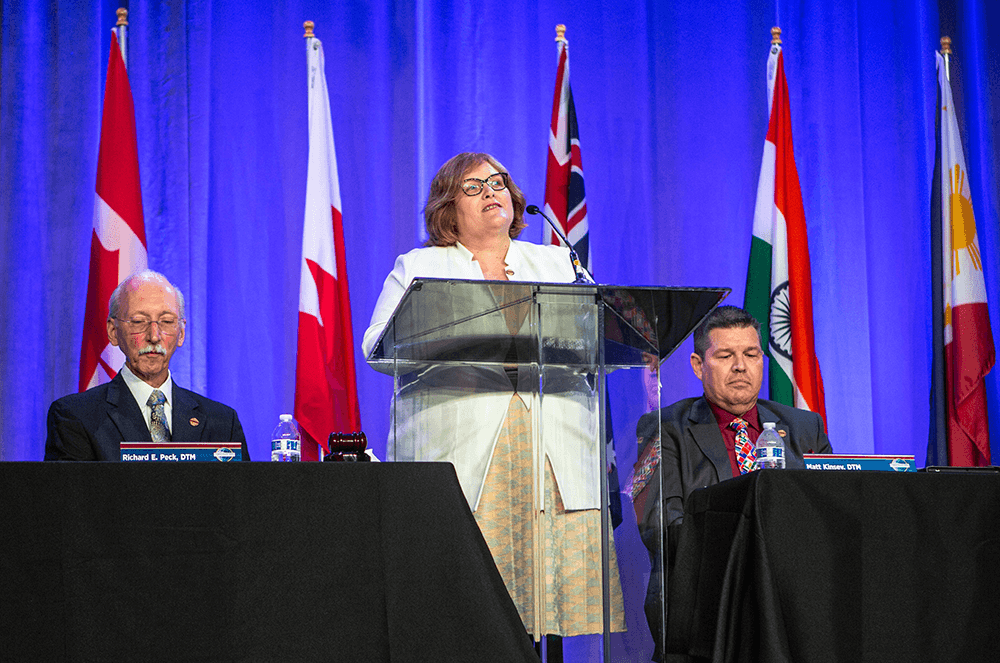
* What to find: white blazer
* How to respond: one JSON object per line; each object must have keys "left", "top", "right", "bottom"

{"left": 362, "top": 240, "right": 601, "bottom": 511}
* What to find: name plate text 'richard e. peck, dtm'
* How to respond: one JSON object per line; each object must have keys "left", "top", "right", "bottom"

{"left": 120, "top": 443, "right": 242, "bottom": 462}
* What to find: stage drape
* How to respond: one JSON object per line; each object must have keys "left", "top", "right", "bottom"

{"left": 2, "top": 0, "right": 999, "bottom": 468}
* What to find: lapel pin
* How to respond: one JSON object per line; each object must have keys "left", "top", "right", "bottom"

{"left": 190, "top": 417, "right": 200, "bottom": 427}
{"left": 778, "top": 429, "right": 787, "bottom": 437}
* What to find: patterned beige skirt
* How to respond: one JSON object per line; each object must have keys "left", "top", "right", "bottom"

{"left": 474, "top": 394, "right": 627, "bottom": 638}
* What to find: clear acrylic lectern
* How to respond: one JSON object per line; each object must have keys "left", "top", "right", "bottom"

{"left": 367, "top": 279, "right": 728, "bottom": 662}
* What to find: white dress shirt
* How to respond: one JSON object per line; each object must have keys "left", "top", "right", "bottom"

{"left": 120, "top": 364, "right": 174, "bottom": 437}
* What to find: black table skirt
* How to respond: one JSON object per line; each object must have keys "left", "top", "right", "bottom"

{"left": 0, "top": 462, "right": 539, "bottom": 662}
{"left": 667, "top": 470, "right": 1000, "bottom": 663}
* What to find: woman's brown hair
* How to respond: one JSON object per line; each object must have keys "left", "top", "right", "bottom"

{"left": 423, "top": 152, "right": 527, "bottom": 247}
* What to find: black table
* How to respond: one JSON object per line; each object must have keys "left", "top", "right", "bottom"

{"left": 667, "top": 469, "right": 1000, "bottom": 663}
{"left": 0, "top": 462, "right": 538, "bottom": 662}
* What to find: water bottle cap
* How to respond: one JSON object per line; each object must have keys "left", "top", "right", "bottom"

{"left": 280, "top": 414, "right": 293, "bottom": 422}
{"left": 763, "top": 422, "right": 777, "bottom": 429}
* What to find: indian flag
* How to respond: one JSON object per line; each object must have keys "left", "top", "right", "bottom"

{"left": 744, "top": 35, "right": 827, "bottom": 425}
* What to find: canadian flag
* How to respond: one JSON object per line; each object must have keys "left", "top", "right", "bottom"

{"left": 79, "top": 32, "right": 147, "bottom": 391}
{"left": 294, "top": 34, "right": 361, "bottom": 460}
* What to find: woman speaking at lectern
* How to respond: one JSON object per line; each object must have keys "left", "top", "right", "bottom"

{"left": 362, "top": 152, "right": 625, "bottom": 639}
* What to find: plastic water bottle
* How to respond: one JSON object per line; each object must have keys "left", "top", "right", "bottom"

{"left": 271, "top": 414, "right": 301, "bottom": 462}
{"left": 755, "top": 422, "right": 785, "bottom": 470}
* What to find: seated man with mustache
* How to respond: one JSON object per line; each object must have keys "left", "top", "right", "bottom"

{"left": 631, "top": 305, "right": 831, "bottom": 660}
{"left": 45, "top": 270, "right": 249, "bottom": 461}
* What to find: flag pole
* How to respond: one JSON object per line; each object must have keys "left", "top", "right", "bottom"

{"left": 929, "top": 36, "right": 948, "bottom": 463}
{"left": 932, "top": 35, "right": 953, "bottom": 464}
{"left": 549, "top": 21, "right": 612, "bottom": 653}
{"left": 771, "top": 25, "right": 781, "bottom": 44}
{"left": 940, "top": 35, "right": 951, "bottom": 81}
{"left": 535, "top": 24, "right": 570, "bottom": 644}
{"left": 115, "top": 8, "right": 128, "bottom": 69}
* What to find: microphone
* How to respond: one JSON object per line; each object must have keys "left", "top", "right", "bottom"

{"left": 525, "top": 205, "right": 594, "bottom": 284}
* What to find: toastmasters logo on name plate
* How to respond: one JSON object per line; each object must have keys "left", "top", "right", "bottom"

{"left": 213, "top": 447, "right": 236, "bottom": 462}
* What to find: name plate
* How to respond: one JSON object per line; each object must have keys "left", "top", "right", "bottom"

{"left": 803, "top": 454, "right": 916, "bottom": 472}
{"left": 121, "top": 443, "right": 242, "bottom": 462}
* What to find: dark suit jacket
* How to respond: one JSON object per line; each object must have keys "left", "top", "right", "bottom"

{"left": 635, "top": 396, "right": 831, "bottom": 529}
{"left": 45, "top": 372, "right": 249, "bottom": 461}
{"left": 634, "top": 396, "right": 831, "bottom": 660}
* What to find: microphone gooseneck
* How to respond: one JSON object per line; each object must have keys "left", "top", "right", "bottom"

{"left": 525, "top": 205, "right": 593, "bottom": 284}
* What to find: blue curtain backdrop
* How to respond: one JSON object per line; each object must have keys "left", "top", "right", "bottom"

{"left": 2, "top": 0, "right": 999, "bottom": 467}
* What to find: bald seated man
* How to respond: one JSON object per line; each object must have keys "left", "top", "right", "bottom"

{"left": 45, "top": 270, "right": 249, "bottom": 461}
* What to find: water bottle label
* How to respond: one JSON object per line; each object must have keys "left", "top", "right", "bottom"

{"left": 756, "top": 445, "right": 784, "bottom": 469}
{"left": 271, "top": 438, "right": 301, "bottom": 461}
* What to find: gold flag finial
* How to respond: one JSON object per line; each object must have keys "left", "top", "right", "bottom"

{"left": 555, "top": 24, "right": 566, "bottom": 43}
{"left": 771, "top": 27, "right": 782, "bottom": 45}
{"left": 304, "top": 20, "right": 315, "bottom": 39}
{"left": 116, "top": 8, "right": 128, "bottom": 27}
{"left": 940, "top": 36, "right": 952, "bottom": 55}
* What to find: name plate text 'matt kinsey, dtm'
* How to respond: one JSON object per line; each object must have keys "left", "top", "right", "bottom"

{"left": 803, "top": 454, "right": 916, "bottom": 472}
{"left": 120, "top": 443, "right": 242, "bottom": 462}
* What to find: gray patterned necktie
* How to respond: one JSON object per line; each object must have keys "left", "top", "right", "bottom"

{"left": 147, "top": 390, "right": 171, "bottom": 443}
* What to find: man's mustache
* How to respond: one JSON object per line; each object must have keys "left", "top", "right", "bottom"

{"left": 138, "top": 344, "right": 166, "bottom": 356}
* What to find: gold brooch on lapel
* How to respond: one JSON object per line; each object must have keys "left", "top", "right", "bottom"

{"left": 189, "top": 417, "right": 200, "bottom": 427}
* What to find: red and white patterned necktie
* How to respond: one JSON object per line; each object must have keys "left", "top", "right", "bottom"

{"left": 729, "top": 417, "right": 756, "bottom": 475}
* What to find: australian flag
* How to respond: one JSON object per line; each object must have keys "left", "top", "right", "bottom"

{"left": 544, "top": 28, "right": 622, "bottom": 527}
{"left": 543, "top": 31, "right": 590, "bottom": 272}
